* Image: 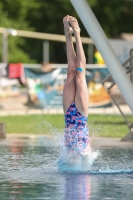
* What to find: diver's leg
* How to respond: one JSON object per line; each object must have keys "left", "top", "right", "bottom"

{"left": 63, "top": 15, "right": 77, "bottom": 113}
{"left": 69, "top": 16, "right": 88, "bottom": 117}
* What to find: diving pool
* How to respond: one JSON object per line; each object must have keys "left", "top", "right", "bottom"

{"left": 0, "top": 135, "right": 133, "bottom": 200}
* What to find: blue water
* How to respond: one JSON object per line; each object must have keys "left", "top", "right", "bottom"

{"left": 0, "top": 136, "right": 133, "bottom": 199}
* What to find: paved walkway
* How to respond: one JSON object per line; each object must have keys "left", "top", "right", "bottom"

{"left": 91, "top": 136, "right": 133, "bottom": 148}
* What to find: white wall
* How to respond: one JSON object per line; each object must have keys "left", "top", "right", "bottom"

{"left": 109, "top": 39, "right": 133, "bottom": 63}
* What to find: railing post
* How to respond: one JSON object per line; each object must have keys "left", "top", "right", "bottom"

{"left": 43, "top": 40, "right": 49, "bottom": 64}
{"left": 88, "top": 43, "right": 94, "bottom": 64}
{"left": 130, "top": 49, "right": 133, "bottom": 83}
{"left": 0, "top": 123, "right": 6, "bottom": 138}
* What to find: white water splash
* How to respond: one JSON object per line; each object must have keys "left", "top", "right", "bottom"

{"left": 38, "top": 119, "right": 100, "bottom": 172}
{"left": 56, "top": 146, "right": 99, "bottom": 172}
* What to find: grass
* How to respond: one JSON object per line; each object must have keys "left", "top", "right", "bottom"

{"left": 0, "top": 114, "right": 133, "bottom": 138}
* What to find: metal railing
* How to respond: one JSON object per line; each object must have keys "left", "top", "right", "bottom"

{"left": 101, "top": 49, "right": 133, "bottom": 141}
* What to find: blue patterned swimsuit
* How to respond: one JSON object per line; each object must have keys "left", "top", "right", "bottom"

{"left": 64, "top": 102, "right": 89, "bottom": 154}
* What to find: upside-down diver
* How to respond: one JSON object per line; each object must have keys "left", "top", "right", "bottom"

{"left": 63, "top": 15, "right": 91, "bottom": 157}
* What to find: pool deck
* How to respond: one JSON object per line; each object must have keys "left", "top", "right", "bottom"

{"left": 4, "top": 134, "right": 133, "bottom": 148}
{"left": 91, "top": 136, "right": 133, "bottom": 148}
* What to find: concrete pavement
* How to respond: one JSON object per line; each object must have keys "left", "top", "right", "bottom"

{"left": 2, "top": 134, "right": 133, "bottom": 148}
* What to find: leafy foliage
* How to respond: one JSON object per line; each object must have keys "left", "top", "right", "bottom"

{"left": 88, "top": 0, "right": 133, "bottom": 37}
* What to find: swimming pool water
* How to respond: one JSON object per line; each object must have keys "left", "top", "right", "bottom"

{"left": 0, "top": 136, "right": 133, "bottom": 200}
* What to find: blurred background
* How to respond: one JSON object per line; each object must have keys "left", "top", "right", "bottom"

{"left": 0, "top": 0, "right": 133, "bottom": 114}
{"left": 1, "top": 0, "right": 133, "bottom": 64}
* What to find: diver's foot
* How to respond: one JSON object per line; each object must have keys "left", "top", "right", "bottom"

{"left": 69, "top": 16, "right": 80, "bottom": 37}
{"left": 63, "top": 15, "right": 73, "bottom": 37}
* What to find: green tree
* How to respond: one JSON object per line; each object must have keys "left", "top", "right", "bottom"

{"left": 87, "top": 0, "right": 133, "bottom": 38}
{"left": 0, "top": 0, "right": 38, "bottom": 63}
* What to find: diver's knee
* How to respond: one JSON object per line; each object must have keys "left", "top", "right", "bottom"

{"left": 67, "top": 68, "right": 76, "bottom": 77}
{"left": 76, "top": 72, "right": 85, "bottom": 83}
